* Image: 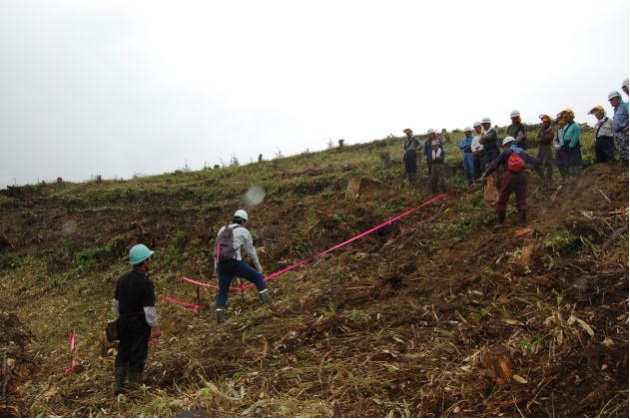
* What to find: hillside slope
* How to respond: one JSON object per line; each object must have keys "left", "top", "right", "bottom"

{"left": 1, "top": 138, "right": 628, "bottom": 417}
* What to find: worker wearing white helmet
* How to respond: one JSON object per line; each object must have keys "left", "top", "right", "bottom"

{"left": 479, "top": 118, "right": 500, "bottom": 164}
{"left": 458, "top": 127, "right": 475, "bottom": 184}
{"left": 213, "top": 209, "right": 270, "bottom": 324}
{"left": 479, "top": 137, "right": 541, "bottom": 228}
{"left": 588, "top": 106, "right": 615, "bottom": 163}
{"left": 507, "top": 110, "right": 528, "bottom": 149}
{"left": 609, "top": 90, "right": 629, "bottom": 163}
{"left": 622, "top": 78, "right": 629, "bottom": 97}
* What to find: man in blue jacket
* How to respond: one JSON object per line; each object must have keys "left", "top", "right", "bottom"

{"left": 479, "top": 137, "right": 540, "bottom": 228}
{"left": 458, "top": 127, "right": 474, "bottom": 184}
{"left": 609, "top": 91, "right": 629, "bottom": 163}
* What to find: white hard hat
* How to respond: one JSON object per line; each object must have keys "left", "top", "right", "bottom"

{"left": 481, "top": 117, "right": 491, "bottom": 124}
{"left": 623, "top": 78, "right": 629, "bottom": 88}
{"left": 510, "top": 110, "right": 520, "bottom": 118}
{"left": 426, "top": 129, "right": 435, "bottom": 135}
{"left": 502, "top": 136, "right": 516, "bottom": 146}
{"left": 464, "top": 127, "right": 472, "bottom": 132}
{"left": 234, "top": 209, "right": 248, "bottom": 221}
{"left": 608, "top": 90, "right": 622, "bottom": 100}
{"left": 473, "top": 121, "right": 481, "bottom": 127}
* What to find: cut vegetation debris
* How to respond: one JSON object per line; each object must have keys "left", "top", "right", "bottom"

{"left": 0, "top": 131, "right": 628, "bottom": 417}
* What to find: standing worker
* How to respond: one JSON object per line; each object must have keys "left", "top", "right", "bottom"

{"left": 507, "top": 110, "right": 528, "bottom": 149}
{"left": 402, "top": 128, "right": 421, "bottom": 184}
{"left": 609, "top": 90, "right": 629, "bottom": 164}
{"left": 424, "top": 129, "right": 444, "bottom": 177}
{"left": 112, "top": 244, "right": 161, "bottom": 395}
{"left": 214, "top": 209, "right": 271, "bottom": 324}
{"left": 622, "top": 78, "right": 629, "bottom": 97}
{"left": 458, "top": 127, "right": 474, "bottom": 185}
{"left": 554, "top": 113, "right": 568, "bottom": 178}
{"left": 560, "top": 109, "right": 582, "bottom": 176}
{"left": 471, "top": 121, "right": 485, "bottom": 180}
{"left": 429, "top": 140, "right": 448, "bottom": 195}
{"left": 588, "top": 105, "right": 616, "bottom": 163}
{"left": 533, "top": 114, "right": 556, "bottom": 183}
{"left": 478, "top": 137, "right": 540, "bottom": 228}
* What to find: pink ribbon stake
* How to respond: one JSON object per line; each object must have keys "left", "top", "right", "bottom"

{"left": 64, "top": 332, "right": 76, "bottom": 374}
{"left": 164, "top": 295, "right": 201, "bottom": 312}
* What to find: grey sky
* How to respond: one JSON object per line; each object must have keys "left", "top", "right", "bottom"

{"left": 1, "top": 0, "right": 628, "bottom": 187}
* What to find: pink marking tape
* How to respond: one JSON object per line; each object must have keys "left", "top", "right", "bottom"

{"left": 177, "top": 193, "right": 446, "bottom": 294}
{"left": 164, "top": 296, "right": 201, "bottom": 312}
{"left": 64, "top": 332, "right": 76, "bottom": 374}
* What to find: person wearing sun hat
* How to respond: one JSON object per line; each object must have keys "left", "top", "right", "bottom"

{"left": 533, "top": 114, "right": 556, "bottom": 183}
{"left": 588, "top": 105, "right": 615, "bottom": 163}
{"left": 560, "top": 109, "right": 582, "bottom": 176}
{"left": 402, "top": 128, "right": 421, "bottom": 184}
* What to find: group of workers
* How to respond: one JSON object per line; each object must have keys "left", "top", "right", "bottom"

{"left": 403, "top": 78, "right": 629, "bottom": 228}
{"left": 109, "top": 78, "right": 629, "bottom": 396}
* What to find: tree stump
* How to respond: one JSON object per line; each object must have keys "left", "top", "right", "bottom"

{"left": 345, "top": 178, "right": 361, "bottom": 200}
{"left": 379, "top": 151, "right": 392, "bottom": 168}
{"left": 482, "top": 343, "right": 513, "bottom": 384}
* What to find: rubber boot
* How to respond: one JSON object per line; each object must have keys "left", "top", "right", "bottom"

{"left": 519, "top": 210, "right": 527, "bottom": 227}
{"left": 215, "top": 308, "right": 225, "bottom": 324}
{"left": 259, "top": 289, "right": 271, "bottom": 304}
{"left": 114, "top": 365, "right": 127, "bottom": 395}
{"left": 127, "top": 370, "right": 143, "bottom": 390}
{"left": 493, "top": 211, "right": 505, "bottom": 229}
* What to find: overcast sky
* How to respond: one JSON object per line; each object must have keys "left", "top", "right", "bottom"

{"left": 1, "top": 0, "right": 628, "bottom": 187}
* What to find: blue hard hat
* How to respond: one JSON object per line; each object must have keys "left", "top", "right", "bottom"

{"left": 129, "top": 244, "right": 154, "bottom": 265}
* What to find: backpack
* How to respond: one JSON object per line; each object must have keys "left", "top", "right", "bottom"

{"left": 215, "top": 225, "right": 240, "bottom": 262}
{"left": 507, "top": 151, "right": 526, "bottom": 172}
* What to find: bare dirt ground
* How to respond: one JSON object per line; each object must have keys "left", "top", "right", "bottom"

{"left": 0, "top": 161, "right": 628, "bottom": 417}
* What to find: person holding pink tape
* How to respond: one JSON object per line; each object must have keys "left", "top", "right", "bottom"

{"left": 213, "top": 209, "right": 271, "bottom": 324}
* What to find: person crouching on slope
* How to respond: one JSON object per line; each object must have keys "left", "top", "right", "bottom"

{"left": 213, "top": 209, "right": 271, "bottom": 324}
{"left": 478, "top": 137, "right": 541, "bottom": 229}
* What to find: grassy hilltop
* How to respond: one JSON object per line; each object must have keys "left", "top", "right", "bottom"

{"left": 1, "top": 127, "right": 628, "bottom": 417}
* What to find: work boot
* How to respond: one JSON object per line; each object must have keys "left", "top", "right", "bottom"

{"left": 259, "top": 289, "right": 272, "bottom": 304}
{"left": 114, "top": 365, "right": 127, "bottom": 395}
{"left": 519, "top": 210, "right": 527, "bottom": 226}
{"left": 127, "top": 370, "right": 143, "bottom": 390}
{"left": 215, "top": 308, "right": 225, "bottom": 324}
{"left": 493, "top": 211, "right": 506, "bottom": 229}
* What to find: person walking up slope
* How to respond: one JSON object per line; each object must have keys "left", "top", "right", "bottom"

{"left": 478, "top": 137, "right": 540, "bottom": 229}
{"left": 214, "top": 209, "right": 270, "bottom": 324}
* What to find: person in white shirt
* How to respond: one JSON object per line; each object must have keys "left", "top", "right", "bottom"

{"left": 213, "top": 209, "right": 270, "bottom": 324}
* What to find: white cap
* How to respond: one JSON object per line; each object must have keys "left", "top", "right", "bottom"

{"left": 234, "top": 209, "right": 248, "bottom": 221}
{"left": 464, "top": 127, "right": 472, "bottom": 132}
{"left": 426, "top": 129, "right": 435, "bottom": 135}
{"left": 608, "top": 90, "right": 622, "bottom": 100}
{"left": 481, "top": 117, "right": 491, "bottom": 124}
{"left": 502, "top": 136, "right": 516, "bottom": 146}
{"left": 510, "top": 110, "right": 520, "bottom": 118}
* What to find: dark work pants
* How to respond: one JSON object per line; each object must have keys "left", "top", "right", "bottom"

{"left": 403, "top": 150, "right": 418, "bottom": 183}
{"left": 596, "top": 136, "right": 616, "bottom": 162}
{"left": 216, "top": 259, "right": 266, "bottom": 308}
{"left": 496, "top": 170, "right": 528, "bottom": 213}
{"left": 115, "top": 315, "right": 151, "bottom": 373}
